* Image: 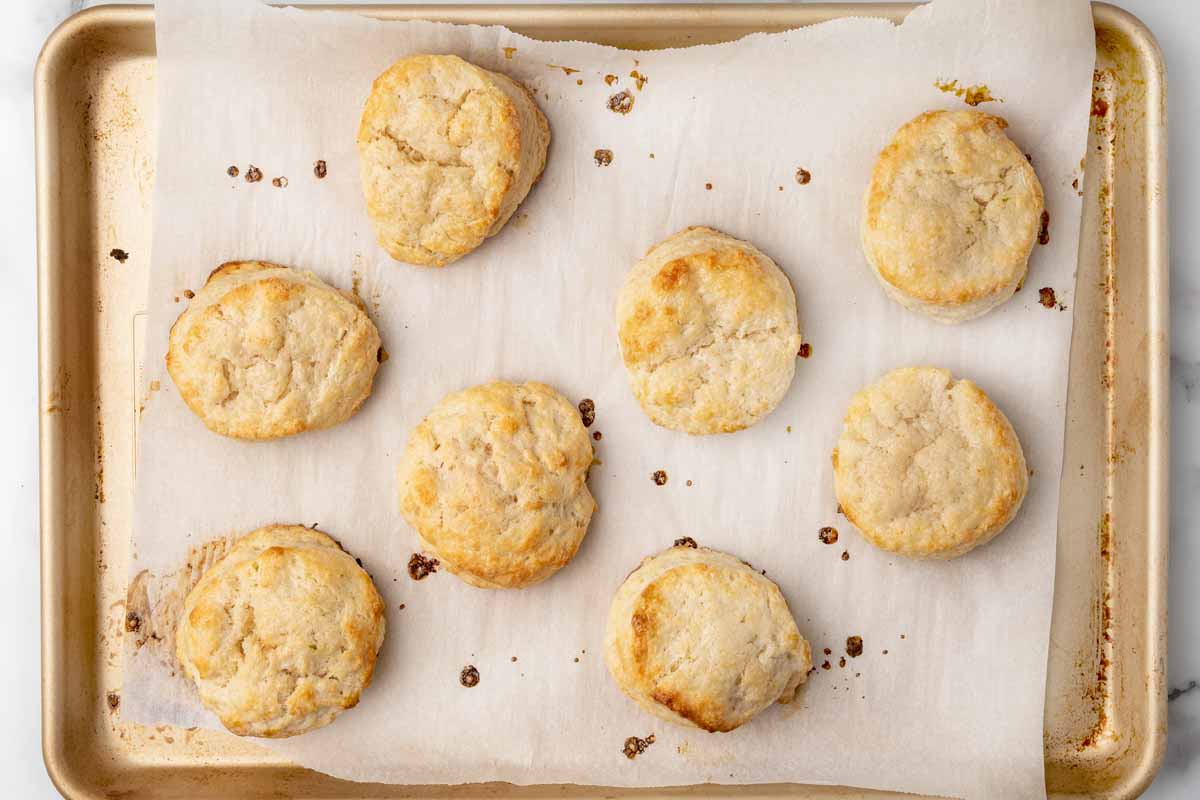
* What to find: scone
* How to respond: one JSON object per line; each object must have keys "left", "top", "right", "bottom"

{"left": 832, "top": 367, "right": 1028, "bottom": 559}
{"left": 396, "top": 381, "right": 596, "bottom": 588}
{"left": 616, "top": 226, "right": 802, "bottom": 434}
{"left": 861, "top": 110, "right": 1045, "bottom": 322}
{"left": 175, "top": 525, "right": 386, "bottom": 738}
{"left": 357, "top": 54, "right": 550, "bottom": 267}
{"left": 166, "top": 261, "right": 382, "bottom": 440}
{"left": 604, "top": 545, "right": 811, "bottom": 732}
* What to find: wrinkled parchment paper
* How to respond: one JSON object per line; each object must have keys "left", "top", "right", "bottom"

{"left": 126, "top": 0, "right": 1095, "bottom": 796}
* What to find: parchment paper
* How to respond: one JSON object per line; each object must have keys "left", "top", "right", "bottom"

{"left": 125, "top": 0, "right": 1095, "bottom": 796}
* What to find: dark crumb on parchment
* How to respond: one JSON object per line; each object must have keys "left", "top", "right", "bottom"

{"left": 408, "top": 553, "right": 439, "bottom": 580}
{"left": 244, "top": 165, "right": 263, "bottom": 183}
{"left": 398, "top": 603, "right": 406, "bottom": 610}
{"left": 594, "top": 149, "right": 613, "bottom": 167}
{"left": 846, "top": 636, "right": 864, "bottom": 658}
{"left": 271, "top": 176, "right": 288, "bottom": 188}
{"left": 1038, "top": 210, "right": 1051, "bottom": 245}
{"left": 630, "top": 70, "right": 648, "bottom": 90}
{"left": 593, "top": 431, "right": 602, "bottom": 441}
{"left": 841, "top": 551, "right": 850, "bottom": 561}
{"left": 605, "top": 74, "right": 618, "bottom": 86}
{"left": 652, "top": 470, "right": 668, "bottom": 486}
{"left": 685, "top": 480, "right": 692, "bottom": 487}
{"left": 125, "top": 611, "right": 142, "bottom": 633}
{"left": 795, "top": 168, "right": 812, "bottom": 185}
{"left": 882, "top": 649, "right": 889, "bottom": 655}
{"left": 818, "top": 527, "right": 838, "bottom": 544}
{"left": 314, "top": 160, "right": 327, "bottom": 178}
{"left": 578, "top": 398, "right": 595, "bottom": 427}
{"left": 183, "top": 289, "right": 195, "bottom": 299}
{"left": 1039, "top": 287, "right": 1058, "bottom": 309}
{"left": 512, "top": 656, "right": 518, "bottom": 662}
{"left": 226, "top": 165, "right": 239, "bottom": 177}
{"left": 1025, "top": 153, "right": 1033, "bottom": 164}
{"left": 798, "top": 343, "right": 812, "bottom": 358}
{"left": 823, "top": 648, "right": 832, "bottom": 656}
{"left": 607, "top": 90, "right": 634, "bottom": 115}
{"left": 838, "top": 657, "right": 846, "bottom": 668}
{"left": 106, "top": 692, "right": 120, "bottom": 711}
{"left": 674, "top": 536, "right": 698, "bottom": 549}
{"left": 109, "top": 248, "right": 129, "bottom": 263}
{"left": 705, "top": 182, "right": 713, "bottom": 191}
{"left": 623, "top": 734, "right": 656, "bottom": 759}
{"left": 459, "top": 665, "right": 480, "bottom": 687}
{"left": 820, "top": 660, "right": 831, "bottom": 670}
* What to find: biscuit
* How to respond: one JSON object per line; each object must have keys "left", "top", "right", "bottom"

{"left": 861, "top": 110, "right": 1045, "bottom": 323}
{"left": 396, "top": 381, "right": 596, "bottom": 589}
{"left": 166, "top": 261, "right": 382, "bottom": 440}
{"left": 604, "top": 545, "right": 811, "bottom": 732}
{"left": 357, "top": 54, "right": 550, "bottom": 267}
{"left": 616, "top": 227, "right": 802, "bottom": 434}
{"left": 832, "top": 367, "right": 1028, "bottom": 559}
{"left": 175, "top": 525, "right": 386, "bottom": 738}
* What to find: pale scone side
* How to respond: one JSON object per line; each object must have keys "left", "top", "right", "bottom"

{"left": 861, "top": 110, "right": 1045, "bottom": 323}
{"left": 396, "top": 381, "right": 596, "bottom": 589}
{"left": 357, "top": 54, "right": 550, "bottom": 267}
{"left": 832, "top": 367, "right": 1029, "bottom": 559}
{"left": 604, "top": 546, "right": 812, "bottom": 732}
{"left": 174, "top": 525, "right": 386, "bottom": 738}
{"left": 166, "top": 261, "right": 382, "bottom": 440}
{"left": 616, "top": 226, "right": 802, "bottom": 434}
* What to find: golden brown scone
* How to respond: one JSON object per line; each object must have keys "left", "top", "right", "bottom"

{"left": 175, "top": 525, "right": 386, "bottom": 738}
{"left": 604, "top": 544, "right": 811, "bottom": 732}
{"left": 357, "top": 54, "right": 550, "bottom": 267}
{"left": 861, "top": 110, "right": 1045, "bottom": 323}
{"left": 616, "top": 227, "right": 802, "bottom": 434}
{"left": 166, "top": 261, "right": 382, "bottom": 440}
{"left": 396, "top": 381, "right": 596, "bottom": 589}
{"left": 832, "top": 367, "right": 1028, "bottom": 559}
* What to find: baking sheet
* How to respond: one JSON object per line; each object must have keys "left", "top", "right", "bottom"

{"left": 124, "top": 0, "right": 1095, "bottom": 797}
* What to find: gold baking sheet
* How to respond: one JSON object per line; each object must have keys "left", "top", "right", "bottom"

{"left": 36, "top": 4, "right": 1167, "bottom": 798}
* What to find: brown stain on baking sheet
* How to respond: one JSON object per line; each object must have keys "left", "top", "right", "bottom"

{"left": 934, "top": 79, "right": 1001, "bottom": 106}
{"left": 460, "top": 665, "right": 480, "bottom": 687}
{"left": 623, "top": 734, "right": 655, "bottom": 759}
{"left": 607, "top": 90, "right": 635, "bottom": 115}
{"left": 408, "top": 553, "right": 439, "bottom": 580}
{"left": 578, "top": 398, "right": 595, "bottom": 427}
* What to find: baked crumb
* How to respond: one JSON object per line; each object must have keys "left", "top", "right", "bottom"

{"left": 652, "top": 470, "right": 668, "bottom": 486}
{"left": 459, "top": 665, "right": 480, "bottom": 687}
{"left": 623, "top": 734, "right": 656, "bottom": 759}
{"left": 407, "top": 553, "right": 439, "bottom": 581}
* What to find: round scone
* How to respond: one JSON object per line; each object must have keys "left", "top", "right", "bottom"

{"left": 616, "top": 226, "right": 802, "bottom": 434}
{"left": 832, "top": 367, "right": 1028, "bottom": 559}
{"left": 861, "top": 110, "right": 1045, "bottom": 323}
{"left": 166, "top": 261, "right": 382, "bottom": 440}
{"left": 396, "top": 381, "right": 596, "bottom": 589}
{"left": 175, "top": 525, "right": 386, "bottom": 738}
{"left": 357, "top": 54, "right": 551, "bottom": 267}
{"left": 604, "top": 545, "right": 812, "bottom": 732}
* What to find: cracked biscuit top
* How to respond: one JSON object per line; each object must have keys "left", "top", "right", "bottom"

{"left": 861, "top": 110, "right": 1044, "bottom": 323}
{"left": 832, "top": 366, "right": 1028, "bottom": 559}
{"left": 175, "top": 525, "right": 386, "bottom": 738}
{"left": 357, "top": 54, "right": 550, "bottom": 267}
{"left": 604, "top": 545, "right": 812, "bottom": 733}
{"left": 166, "top": 261, "right": 382, "bottom": 440}
{"left": 396, "top": 381, "right": 596, "bottom": 589}
{"left": 616, "top": 227, "right": 802, "bottom": 435}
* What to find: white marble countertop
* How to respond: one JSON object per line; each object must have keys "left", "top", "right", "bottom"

{"left": 1, "top": 1, "right": 1195, "bottom": 797}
